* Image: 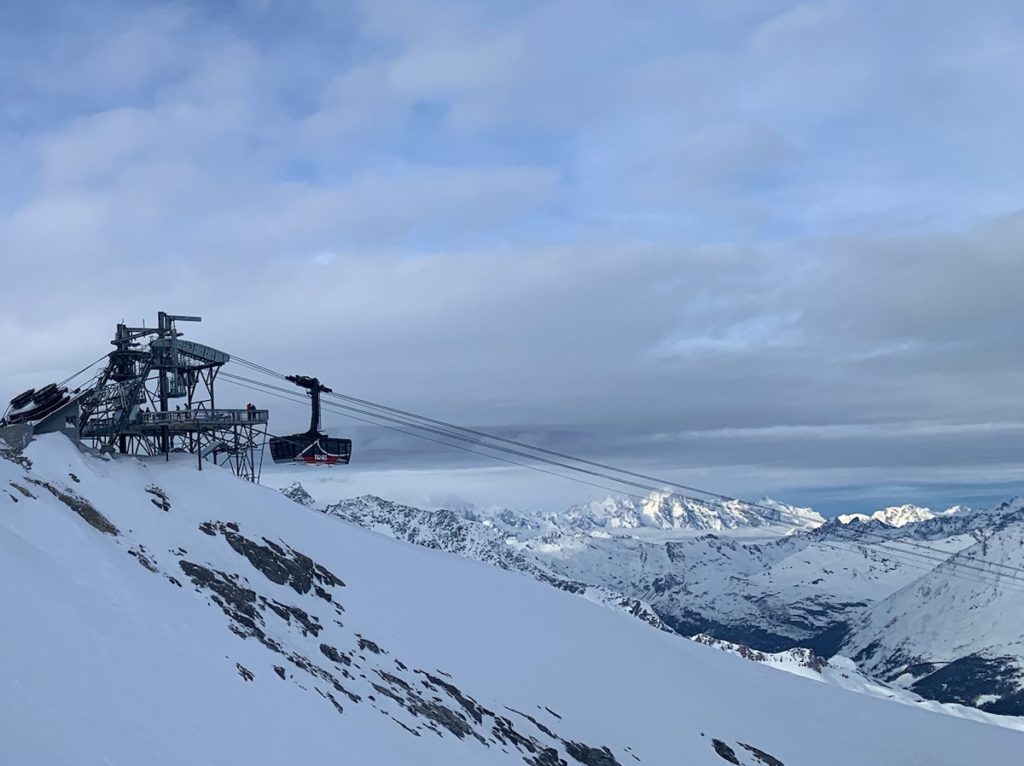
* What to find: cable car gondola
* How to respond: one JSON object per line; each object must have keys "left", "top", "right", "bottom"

{"left": 268, "top": 375, "right": 352, "bottom": 465}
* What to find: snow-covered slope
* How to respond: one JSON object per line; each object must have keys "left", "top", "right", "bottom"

{"left": 689, "top": 633, "right": 1004, "bottom": 717}
{"left": 322, "top": 494, "right": 670, "bottom": 632}
{"left": 308, "top": 490, "right": 857, "bottom": 651}
{"left": 689, "top": 632, "right": 1024, "bottom": 732}
{"left": 293, "top": 482, "right": 1024, "bottom": 718}
{"left": 3, "top": 434, "right": 1021, "bottom": 765}
{"left": 521, "top": 526, "right": 928, "bottom": 653}
{"left": 841, "top": 523, "right": 1024, "bottom": 716}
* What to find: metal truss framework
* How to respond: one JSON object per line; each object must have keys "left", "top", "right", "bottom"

{"left": 79, "top": 312, "right": 268, "bottom": 482}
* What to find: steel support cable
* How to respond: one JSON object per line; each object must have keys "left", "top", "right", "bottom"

{"left": 825, "top": 525, "right": 1024, "bottom": 588}
{"left": 232, "top": 355, "right": 884, "bottom": 534}
{"left": 225, "top": 366, "right": 1024, "bottom": 582}
{"left": 224, "top": 371, "right": 724, "bottom": 500}
{"left": 220, "top": 371, "right": 1024, "bottom": 591}
{"left": 228, "top": 372, "right": 862, "bottom": 534}
{"left": 315, "top": 388, "right": 999, "bottom": 550}
{"left": 252, "top": 364, "right": 814, "bottom": 523}
{"left": 811, "top": 523, "right": 1024, "bottom": 578}
{"left": 235, "top": 354, "right": 800, "bottom": 512}
{"left": 227, "top": 370, "right": 770, "bottom": 517}
{"left": 220, "top": 374, "right": 661, "bottom": 499}
{"left": 233, "top": 356, "right": 965, "bottom": 544}
{"left": 322, "top": 395, "right": 1024, "bottom": 583}
{"left": 232, "top": 356, "right": 289, "bottom": 381}
{"left": 224, "top": 377, "right": 1024, "bottom": 593}
{"left": 52, "top": 354, "right": 1024, "bottom": 589}
{"left": 291, "top": 360, "right": 1024, "bottom": 582}
{"left": 224, "top": 373, "right": 661, "bottom": 496}
{"left": 227, "top": 365, "right": 1024, "bottom": 581}
{"left": 55, "top": 352, "right": 112, "bottom": 388}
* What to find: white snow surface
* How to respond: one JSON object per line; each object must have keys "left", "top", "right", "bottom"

{"left": 1, "top": 435, "right": 1021, "bottom": 766}
{"left": 297, "top": 480, "right": 1024, "bottom": 716}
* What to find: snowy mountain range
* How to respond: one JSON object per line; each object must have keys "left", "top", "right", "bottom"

{"left": 285, "top": 482, "right": 1024, "bottom": 719}
{"left": 551, "top": 491, "right": 824, "bottom": 533}
{"left": 3, "top": 434, "right": 1022, "bottom": 765}
{"left": 441, "top": 489, "right": 824, "bottom": 538}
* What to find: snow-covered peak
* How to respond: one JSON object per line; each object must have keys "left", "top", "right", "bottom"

{"left": 991, "top": 497, "right": 1024, "bottom": 515}
{"left": 838, "top": 504, "right": 935, "bottom": 527}
{"left": 939, "top": 504, "right": 973, "bottom": 516}
{"left": 752, "top": 496, "right": 826, "bottom": 529}
{"left": 280, "top": 481, "right": 317, "bottom": 507}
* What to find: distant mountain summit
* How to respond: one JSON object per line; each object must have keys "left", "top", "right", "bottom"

{"left": 555, "top": 491, "right": 824, "bottom": 533}
{"left": 280, "top": 481, "right": 317, "bottom": 507}
{"left": 748, "top": 497, "right": 826, "bottom": 529}
{"left": 838, "top": 504, "right": 937, "bottom": 527}
{"left": 563, "top": 491, "right": 764, "bottom": 531}
{"left": 834, "top": 500, "right": 1024, "bottom": 531}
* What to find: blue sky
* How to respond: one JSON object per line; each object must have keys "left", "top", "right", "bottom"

{"left": 1, "top": 1, "right": 1023, "bottom": 514}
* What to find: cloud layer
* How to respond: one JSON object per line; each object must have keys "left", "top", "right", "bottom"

{"left": 1, "top": 0, "right": 1022, "bottom": 514}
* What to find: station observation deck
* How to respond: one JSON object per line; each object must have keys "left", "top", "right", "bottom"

{"left": 84, "top": 408, "right": 268, "bottom": 437}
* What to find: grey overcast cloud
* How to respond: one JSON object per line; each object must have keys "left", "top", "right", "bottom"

{"left": 1, "top": 0, "right": 1022, "bottom": 515}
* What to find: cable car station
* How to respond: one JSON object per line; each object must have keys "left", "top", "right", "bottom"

{"left": 0, "top": 311, "right": 352, "bottom": 482}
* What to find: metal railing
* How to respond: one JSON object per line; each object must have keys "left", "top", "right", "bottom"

{"left": 139, "top": 408, "right": 269, "bottom": 426}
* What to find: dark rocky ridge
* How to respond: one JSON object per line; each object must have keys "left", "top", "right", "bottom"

{"left": 173, "top": 519, "right": 631, "bottom": 765}
{"left": 28, "top": 478, "right": 120, "bottom": 536}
